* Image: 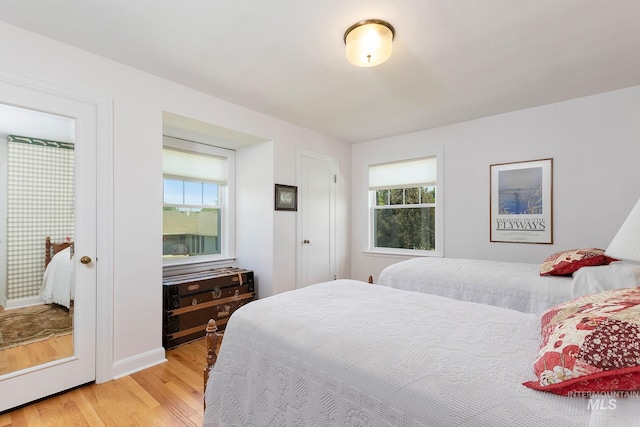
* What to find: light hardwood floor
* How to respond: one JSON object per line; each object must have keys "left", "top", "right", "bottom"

{"left": 0, "top": 304, "right": 74, "bottom": 376}
{"left": 0, "top": 339, "right": 208, "bottom": 426}
{"left": 0, "top": 334, "right": 74, "bottom": 376}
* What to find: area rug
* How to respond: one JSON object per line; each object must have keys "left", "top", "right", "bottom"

{"left": 0, "top": 304, "right": 72, "bottom": 350}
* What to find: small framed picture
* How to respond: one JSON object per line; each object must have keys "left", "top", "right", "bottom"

{"left": 275, "top": 184, "right": 297, "bottom": 211}
{"left": 490, "top": 158, "right": 553, "bottom": 244}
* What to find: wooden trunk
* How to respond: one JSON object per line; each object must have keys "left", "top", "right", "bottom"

{"left": 162, "top": 267, "right": 254, "bottom": 349}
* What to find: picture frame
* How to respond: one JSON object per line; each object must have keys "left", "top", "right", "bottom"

{"left": 275, "top": 184, "right": 297, "bottom": 211}
{"left": 490, "top": 158, "right": 553, "bottom": 244}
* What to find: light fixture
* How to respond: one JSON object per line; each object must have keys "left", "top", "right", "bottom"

{"left": 344, "top": 19, "right": 395, "bottom": 67}
{"left": 605, "top": 197, "right": 640, "bottom": 262}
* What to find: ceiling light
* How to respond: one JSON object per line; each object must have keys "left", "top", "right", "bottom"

{"left": 344, "top": 19, "right": 395, "bottom": 67}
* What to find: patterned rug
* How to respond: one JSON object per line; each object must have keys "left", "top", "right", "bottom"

{"left": 0, "top": 304, "right": 72, "bottom": 350}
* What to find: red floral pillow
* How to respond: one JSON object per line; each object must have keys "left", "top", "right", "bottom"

{"left": 523, "top": 287, "right": 640, "bottom": 395}
{"left": 539, "top": 248, "right": 618, "bottom": 276}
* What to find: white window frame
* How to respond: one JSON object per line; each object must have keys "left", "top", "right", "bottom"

{"left": 162, "top": 136, "right": 235, "bottom": 268}
{"left": 366, "top": 150, "right": 443, "bottom": 257}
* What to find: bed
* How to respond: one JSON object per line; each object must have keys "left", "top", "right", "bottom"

{"left": 203, "top": 279, "right": 640, "bottom": 427}
{"left": 40, "top": 237, "right": 75, "bottom": 309}
{"left": 374, "top": 253, "right": 640, "bottom": 314}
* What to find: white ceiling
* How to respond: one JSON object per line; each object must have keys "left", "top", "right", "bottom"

{"left": 1, "top": 0, "right": 640, "bottom": 143}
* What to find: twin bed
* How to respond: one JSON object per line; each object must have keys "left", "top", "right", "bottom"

{"left": 40, "top": 237, "right": 74, "bottom": 309}
{"left": 375, "top": 255, "right": 640, "bottom": 314}
{"left": 203, "top": 254, "right": 640, "bottom": 426}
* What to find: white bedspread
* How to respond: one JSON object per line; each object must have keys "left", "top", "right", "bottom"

{"left": 203, "top": 280, "right": 640, "bottom": 427}
{"left": 376, "top": 257, "right": 638, "bottom": 314}
{"left": 39, "top": 247, "right": 74, "bottom": 309}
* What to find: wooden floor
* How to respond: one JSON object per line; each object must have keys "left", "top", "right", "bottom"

{"left": 0, "top": 334, "right": 73, "bottom": 376}
{"left": 0, "top": 339, "right": 208, "bottom": 426}
{"left": 0, "top": 303, "right": 74, "bottom": 376}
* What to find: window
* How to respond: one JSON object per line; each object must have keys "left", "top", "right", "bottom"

{"left": 162, "top": 139, "right": 235, "bottom": 265}
{"left": 368, "top": 156, "right": 441, "bottom": 256}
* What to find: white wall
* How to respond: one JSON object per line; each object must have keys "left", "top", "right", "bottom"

{"left": 236, "top": 142, "right": 274, "bottom": 299}
{"left": 352, "top": 86, "right": 640, "bottom": 282}
{"left": 0, "top": 22, "right": 350, "bottom": 379}
{"left": 235, "top": 128, "right": 351, "bottom": 299}
{"left": 270, "top": 133, "right": 351, "bottom": 294}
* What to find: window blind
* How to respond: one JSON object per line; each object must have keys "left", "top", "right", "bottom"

{"left": 369, "top": 157, "right": 436, "bottom": 190}
{"left": 163, "top": 148, "right": 227, "bottom": 184}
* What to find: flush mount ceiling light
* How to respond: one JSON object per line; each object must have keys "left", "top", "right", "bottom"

{"left": 344, "top": 19, "right": 395, "bottom": 67}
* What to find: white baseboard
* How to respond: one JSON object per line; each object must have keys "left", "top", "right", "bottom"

{"left": 5, "top": 296, "right": 42, "bottom": 309}
{"left": 111, "top": 347, "right": 167, "bottom": 380}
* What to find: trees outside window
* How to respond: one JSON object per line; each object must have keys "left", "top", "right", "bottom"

{"left": 374, "top": 186, "right": 436, "bottom": 250}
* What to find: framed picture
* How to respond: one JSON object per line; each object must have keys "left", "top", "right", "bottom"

{"left": 275, "top": 184, "right": 297, "bottom": 211}
{"left": 490, "top": 158, "right": 553, "bottom": 244}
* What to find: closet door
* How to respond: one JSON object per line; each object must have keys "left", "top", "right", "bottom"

{"left": 298, "top": 151, "right": 338, "bottom": 288}
{"left": 0, "top": 78, "right": 97, "bottom": 412}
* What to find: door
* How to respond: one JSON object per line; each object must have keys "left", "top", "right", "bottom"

{"left": 298, "top": 152, "right": 337, "bottom": 288}
{"left": 0, "top": 79, "right": 97, "bottom": 412}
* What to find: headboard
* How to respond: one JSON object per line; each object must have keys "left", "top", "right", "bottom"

{"left": 45, "top": 236, "right": 74, "bottom": 268}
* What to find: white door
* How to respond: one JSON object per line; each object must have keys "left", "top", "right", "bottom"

{"left": 0, "top": 79, "right": 97, "bottom": 411}
{"left": 298, "top": 152, "right": 337, "bottom": 288}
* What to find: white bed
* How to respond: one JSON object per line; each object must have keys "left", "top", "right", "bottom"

{"left": 203, "top": 280, "right": 640, "bottom": 427}
{"left": 40, "top": 246, "right": 74, "bottom": 309}
{"left": 375, "top": 257, "right": 640, "bottom": 314}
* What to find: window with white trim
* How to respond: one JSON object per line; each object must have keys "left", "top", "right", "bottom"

{"left": 369, "top": 156, "right": 441, "bottom": 255}
{"left": 162, "top": 139, "right": 235, "bottom": 264}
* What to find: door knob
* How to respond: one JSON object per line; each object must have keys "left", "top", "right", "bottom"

{"left": 303, "top": 239, "right": 310, "bottom": 244}
{"left": 80, "top": 256, "right": 92, "bottom": 264}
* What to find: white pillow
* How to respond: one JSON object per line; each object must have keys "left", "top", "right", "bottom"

{"left": 572, "top": 261, "right": 640, "bottom": 297}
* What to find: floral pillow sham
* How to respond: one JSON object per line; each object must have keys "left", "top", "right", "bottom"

{"left": 524, "top": 287, "right": 640, "bottom": 395}
{"left": 539, "top": 248, "right": 618, "bottom": 276}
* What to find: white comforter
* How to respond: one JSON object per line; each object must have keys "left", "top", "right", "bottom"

{"left": 203, "top": 280, "right": 640, "bottom": 427}
{"left": 377, "top": 257, "right": 640, "bottom": 314}
{"left": 39, "top": 247, "right": 74, "bottom": 309}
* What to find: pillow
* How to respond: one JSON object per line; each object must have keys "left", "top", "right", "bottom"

{"left": 572, "top": 262, "right": 640, "bottom": 294}
{"left": 523, "top": 287, "right": 640, "bottom": 395}
{"left": 540, "top": 248, "right": 618, "bottom": 276}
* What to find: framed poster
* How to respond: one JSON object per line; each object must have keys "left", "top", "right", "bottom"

{"left": 490, "top": 158, "right": 553, "bottom": 244}
{"left": 275, "top": 184, "right": 297, "bottom": 211}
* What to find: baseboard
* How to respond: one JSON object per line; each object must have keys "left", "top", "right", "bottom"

{"left": 5, "top": 296, "right": 42, "bottom": 309}
{"left": 111, "top": 347, "right": 167, "bottom": 380}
